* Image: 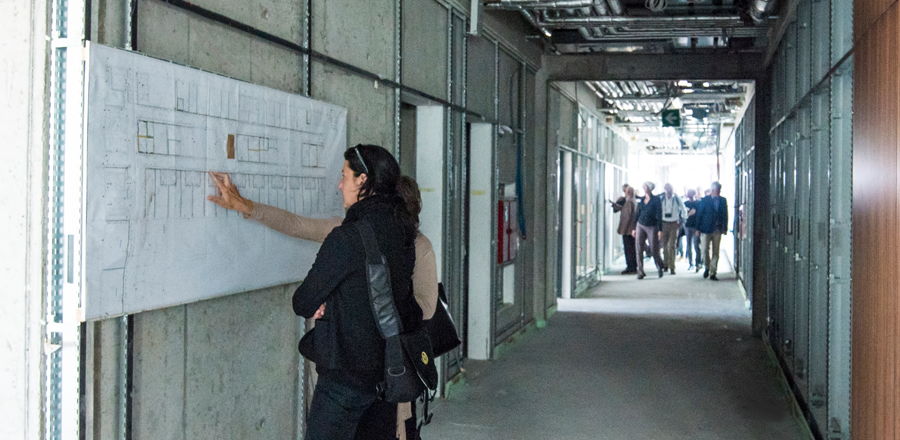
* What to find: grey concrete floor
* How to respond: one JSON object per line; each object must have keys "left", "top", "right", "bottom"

{"left": 425, "top": 260, "right": 811, "bottom": 440}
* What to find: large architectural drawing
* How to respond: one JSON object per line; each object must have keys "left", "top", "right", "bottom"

{"left": 84, "top": 44, "right": 347, "bottom": 320}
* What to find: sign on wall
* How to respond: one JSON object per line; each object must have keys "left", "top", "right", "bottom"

{"left": 82, "top": 43, "right": 347, "bottom": 320}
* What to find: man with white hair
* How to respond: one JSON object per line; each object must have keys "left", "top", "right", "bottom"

{"left": 659, "top": 183, "right": 685, "bottom": 275}
{"left": 696, "top": 181, "right": 729, "bottom": 280}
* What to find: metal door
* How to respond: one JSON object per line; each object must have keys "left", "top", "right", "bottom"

{"left": 441, "top": 12, "right": 468, "bottom": 382}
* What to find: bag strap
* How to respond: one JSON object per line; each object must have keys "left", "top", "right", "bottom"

{"left": 418, "top": 389, "right": 435, "bottom": 431}
{"left": 353, "top": 220, "right": 404, "bottom": 339}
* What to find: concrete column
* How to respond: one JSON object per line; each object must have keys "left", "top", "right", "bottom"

{"left": 530, "top": 69, "right": 549, "bottom": 325}
{"left": 468, "top": 123, "right": 494, "bottom": 360}
{"left": 0, "top": 0, "right": 49, "bottom": 439}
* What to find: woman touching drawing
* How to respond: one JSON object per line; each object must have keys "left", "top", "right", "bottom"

{"left": 208, "top": 145, "right": 437, "bottom": 440}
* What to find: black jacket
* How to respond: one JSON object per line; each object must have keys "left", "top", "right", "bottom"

{"left": 293, "top": 195, "right": 419, "bottom": 384}
{"left": 684, "top": 199, "right": 701, "bottom": 229}
{"left": 636, "top": 193, "right": 662, "bottom": 229}
{"left": 696, "top": 195, "right": 728, "bottom": 234}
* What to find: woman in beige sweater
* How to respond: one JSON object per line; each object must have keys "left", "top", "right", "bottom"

{"left": 208, "top": 171, "right": 437, "bottom": 439}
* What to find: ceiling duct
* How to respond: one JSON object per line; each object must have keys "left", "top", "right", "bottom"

{"left": 484, "top": 0, "right": 598, "bottom": 9}
{"left": 573, "top": 28, "right": 762, "bottom": 40}
{"left": 539, "top": 15, "right": 748, "bottom": 28}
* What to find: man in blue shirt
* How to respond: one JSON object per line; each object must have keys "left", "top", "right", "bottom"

{"left": 695, "top": 182, "right": 728, "bottom": 280}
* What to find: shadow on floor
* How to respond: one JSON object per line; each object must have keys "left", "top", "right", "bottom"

{"left": 425, "top": 260, "right": 810, "bottom": 440}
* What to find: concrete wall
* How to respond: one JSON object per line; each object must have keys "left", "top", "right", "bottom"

{"left": 1, "top": 0, "right": 48, "bottom": 438}
{"left": 402, "top": 0, "right": 450, "bottom": 100}
{"left": 79, "top": 0, "right": 553, "bottom": 438}
{"left": 310, "top": 0, "right": 397, "bottom": 149}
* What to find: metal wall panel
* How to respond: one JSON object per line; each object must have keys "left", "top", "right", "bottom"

{"left": 441, "top": 12, "right": 467, "bottom": 382}
{"left": 832, "top": 0, "right": 853, "bottom": 64}
{"left": 466, "top": 36, "right": 497, "bottom": 120}
{"left": 753, "top": 5, "right": 855, "bottom": 435}
{"left": 827, "top": 59, "right": 853, "bottom": 440}
{"left": 401, "top": 0, "right": 450, "bottom": 99}
{"left": 807, "top": 87, "right": 831, "bottom": 428}
{"left": 811, "top": 0, "right": 832, "bottom": 83}
{"left": 797, "top": 1, "right": 813, "bottom": 101}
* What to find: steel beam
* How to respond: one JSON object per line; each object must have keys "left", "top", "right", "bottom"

{"left": 545, "top": 52, "right": 764, "bottom": 81}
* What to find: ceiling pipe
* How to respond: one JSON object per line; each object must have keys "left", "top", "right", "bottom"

{"left": 592, "top": 0, "right": 610, "bottom": 15}
{"left": 484, "top": 0, "right": 598, "bottom": 9}
{"left": 482, "top": 2, "right": 555, "bottom": 37}
{"left": 539, "top": 15, "right": 748, "bottom": 28}
{"left": 520, "top": 9, "right": 553, "bottom": 37}
{"left": 569, "top": 28, "right": 761, "bottom": 41}
{"left": 748, "top": 0, "right": 778, "bottom": 23}
{"left": 606, "top": 0, "right": 625, "bottom": 15}
{"left": 584, "top": 0, "right": 610, "bottom": 44}
{"left": 578, "top": 26, "right": 596, "bottom": 41}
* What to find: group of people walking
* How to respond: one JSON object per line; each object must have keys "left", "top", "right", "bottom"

{"left": 612, "top": 181, "right": 729, "bottom": 280}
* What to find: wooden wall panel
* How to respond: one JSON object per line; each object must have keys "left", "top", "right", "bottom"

{"left": 852, "top": 3, "right": 900, "bottom": 439}
{"left": 855, "top": 0, "right": 898, "bottom": 40}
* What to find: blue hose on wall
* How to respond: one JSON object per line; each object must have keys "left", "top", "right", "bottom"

{"left": 516, "top": 133, "right": 527, "bottom": 240}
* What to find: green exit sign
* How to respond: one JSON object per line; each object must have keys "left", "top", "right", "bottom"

{"left": 662, "top": 109, "right": 681, "bottom": 127}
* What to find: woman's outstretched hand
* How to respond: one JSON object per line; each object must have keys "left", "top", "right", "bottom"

{"left": 207, "top": 171, "right": 254, "bottom": 216}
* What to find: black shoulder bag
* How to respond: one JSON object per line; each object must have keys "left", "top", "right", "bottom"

{"left": 426, "top": 283, "right": 461, "bottom": 357}
{"left": 354, "top": 221, "right": 437, "bottom": 403}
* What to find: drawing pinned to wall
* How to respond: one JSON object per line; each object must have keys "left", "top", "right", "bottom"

{"left": 83, "top": 43, "right": 347, "bottom": 320}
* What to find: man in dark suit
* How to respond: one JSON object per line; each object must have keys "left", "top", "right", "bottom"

{"left": 696, "top": 181, "right": 728, "bottom": 280}
{"left": 610, "top": 184, "right": 638, "bottom": 274}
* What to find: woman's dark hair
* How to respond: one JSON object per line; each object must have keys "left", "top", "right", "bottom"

{"left": 344, "top": 144, "right": 419, "bottom": 236}
{"left": 396, "top": 176, "right": 421, "bottom": 230}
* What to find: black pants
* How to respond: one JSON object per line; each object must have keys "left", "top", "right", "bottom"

{"left": 622, "top": 234, "right": 637, "bottom": 271}
{"left": 404, "top": 399, "right": 419, "bottom": 440}
{"left": 306, "top": 374, "right": 397, "bottom": 440}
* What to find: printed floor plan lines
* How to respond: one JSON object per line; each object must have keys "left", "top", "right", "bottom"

{"left": 84, "top": 43, "right": 347, "bottom": 319}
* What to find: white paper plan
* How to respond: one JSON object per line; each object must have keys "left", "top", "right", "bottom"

{"left": 83, "top": 43, "right": 347, "bottom": 320}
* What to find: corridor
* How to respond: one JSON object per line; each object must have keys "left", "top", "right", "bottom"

{"left": 429, "top": 264, "right": 810, "bottom": 440}
{"left": 9, "top": 0, "right": 900, "bottom": 438}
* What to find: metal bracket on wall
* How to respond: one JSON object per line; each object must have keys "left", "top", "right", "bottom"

{"left": 46, "top": 0, "right": 87, "bottom": 438}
